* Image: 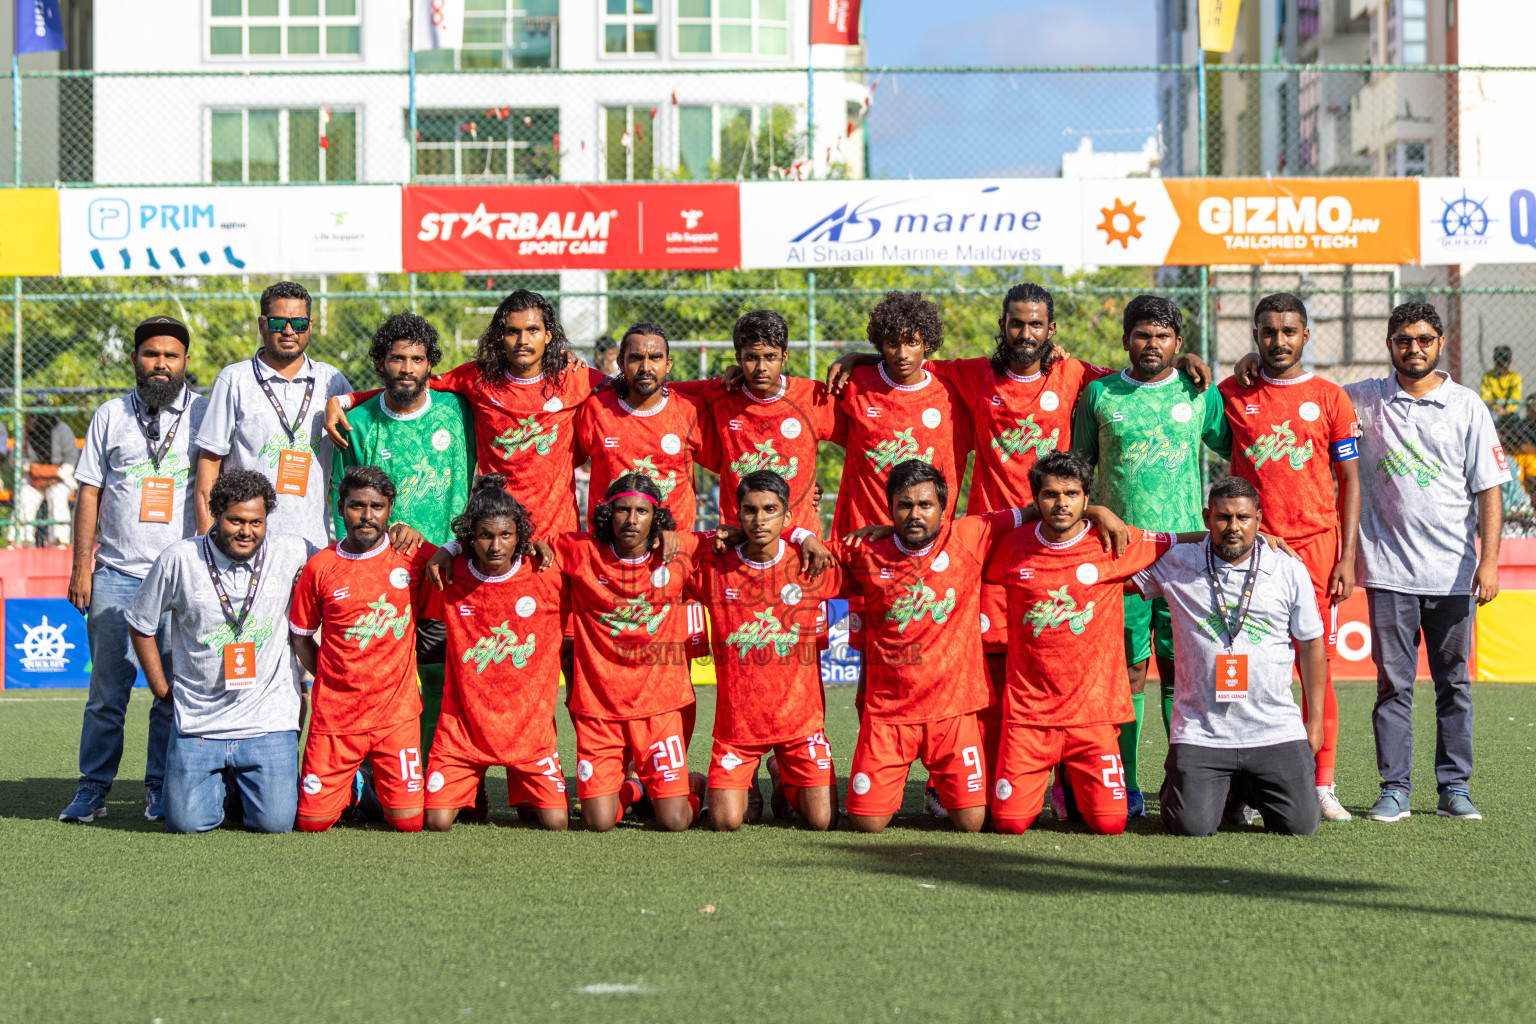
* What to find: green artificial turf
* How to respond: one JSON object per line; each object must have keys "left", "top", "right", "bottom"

{"left": 1, "top": 680, "right": 1534, "bottom": 1024}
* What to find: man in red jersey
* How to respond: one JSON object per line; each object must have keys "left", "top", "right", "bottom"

{"left": 985, "top": 451, "right": 1186, "bottom": 836}
{"left": 1220, "top": 293, "right": 1360, "bottom": 823}
{"left": 827, "top": 459, "right": 1027, "bottom": 834}
{"left": 704, "top": 310, "right": 846, "bottom": 537}
{"left": 688, "top": 470, "right": 840, "bottom": 831}
{"left": 423, "top": 475, "right": 568, "bottom": 832}
{"left": 289, "top": 467, "right": 434, "bottom": 833}
{"left": 326, "top": 289, "right": 605, "bottom": 541}
{"left": 557, "top": 472, "right": 709, "bottom": 832}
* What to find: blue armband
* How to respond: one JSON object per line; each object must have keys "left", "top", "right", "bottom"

{"left": 1330, "top": 438, "right": 1359, "bottom": 462}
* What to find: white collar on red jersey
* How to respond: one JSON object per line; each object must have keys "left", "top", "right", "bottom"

{"left": 741, "top": 376, "right": 788, "bottom": 405}
{"left": 504, "top": 371, "right": 546, "bottom": 386}
{"left": 1119, "top": 368, "right": 1177, "bottom": 389}
{"left": 1005, "top": 366, "right": 1044, "bottom": 384}
{"left": 1259, "top": 368, "right": 1315, "bottom": 386}
{"left": 379, "top": 390, "right": 433, "bottom": 421}
{"left": 735, "top": 538, "right": 786, "bottom": 570}
{"left": 894, "top": 533, "right": 939, "bottom": 558}
{"left": 879, "top": 363, "right": 932, "bottom": 392}
{"left": 607, "top": 543, "right": 650, "bottom": 566}
{"left": 468, "top": 555, "right": 522, "bottom": 583}
{"left": 1035, "top": 521, "right": 1094, "bottom": 550}
{"left": 336, "top": 536, "right": 391, "bottom": 561}
{"left": 617, "top": 388, "right": 670, "bottom": 417}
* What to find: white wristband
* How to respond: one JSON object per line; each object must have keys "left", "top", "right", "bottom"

{"left": 338, "top": 393, "right": 353, "bottom": 411}
{"left": 443, "top": 539, "right": 462, "bottom": 556}
{"left": 789, "top": 527, "right": 815, "bottom": 545}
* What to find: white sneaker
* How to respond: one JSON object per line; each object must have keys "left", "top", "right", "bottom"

{"left": 1317, "top": 784, "right": 1353, "bottom": 822}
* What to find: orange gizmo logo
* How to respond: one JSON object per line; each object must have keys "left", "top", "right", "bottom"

{"left": 1097, "top": 199, "right": 1145, "bottom": 248}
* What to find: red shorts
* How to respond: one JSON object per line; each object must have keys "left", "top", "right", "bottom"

{"left": 708, "top": 731, "right": 833, "bottom": 791}
{"left": 991, "top": 722, "right": 1126, "bottom": 833}
{"left": 847, "top": 713, "right": 987, "bottom": 816}
{"left": 423, "top": 747, "right": 568, "bottom": 810}
{"left": 1288, "top": 530, "right": 1340, "bottom": 657}
{"left": 572, "top": 707, "right": 694, "bottom": 801}
{"left": 299, "top": 718, "right": 424, "bottom": 823}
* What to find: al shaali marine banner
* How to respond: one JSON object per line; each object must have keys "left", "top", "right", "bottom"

{"left": 1419, "top": 178, "right": 1536, "bottom": 265}
{"left": 58, "top": 186, "right": 402, "bottom": 276}
{"left": 738, "top": 179, "right": 1082, "bottom": 269}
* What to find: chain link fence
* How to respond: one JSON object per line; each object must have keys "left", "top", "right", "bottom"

{"left": 6, "top": 64, "right": 1536, "bottom": 538}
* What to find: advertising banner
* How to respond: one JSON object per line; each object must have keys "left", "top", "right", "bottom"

{"left": 401, "top": 183, "right": 740, "bottom": 272}
{"left": 739, "top": 179, "right": 1081, "bottom": 269}
{"left": 1419, "top": 178, "right": 1536, "bottom": 264}
{"left": 811, "top": 0, "right": 861, "bottom": 45}
{"left": 4, "top": 599, "right": 91, "bottom": 689}
{"left": 1081, "top": 177, "right": 1420, "bottom": 266}
{"left": 0, "top": 189, "right": 59, "bottom": 275}
{"left": 58, "top": 186, "right": 403, "bottom": 276}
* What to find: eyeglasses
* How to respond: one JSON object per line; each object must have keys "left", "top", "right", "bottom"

{"left": 1388, "top": 333, "right": 1441, "bottom": 350}
{"left": 262, "top": 316, "right": 311, "bottom": 334}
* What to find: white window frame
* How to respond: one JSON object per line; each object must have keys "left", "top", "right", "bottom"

{"left": 412, "top": 108, "right": 558, "bottom": 184}
{"left": 1392, "top": 139, "right": 1429, "bottom": 177}
{"left": 441, "top": 3, "right": 560, "bottom": 70}
{"left": 601, "top": 0, "right": 660, "bottom": 59}
{"left": 675, "top": 103, "right": 780, "bottom": 179}
{"left": 675, "top": 0, "right": 792, "bottom": 61}
{"left": 206, "top": 107, "right": 358, "bottom": 183}
{"left": 603, "top": 104, "right": 659, "bottom": 181}
{"left": 205, "top": 0, "right": 363, "bottom": 61}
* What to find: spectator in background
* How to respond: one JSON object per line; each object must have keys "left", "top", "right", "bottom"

{"left": 2, "top": 411, "right": 79, "bottom": 547}
{"left": 1481, "top": 345, "right": 1521, "bottom": 417}
{"left": 594, "top": 334, "right": 618, "bottom": 376}
{"left": 58, "top": 317, "right": 208, "bottom": 825}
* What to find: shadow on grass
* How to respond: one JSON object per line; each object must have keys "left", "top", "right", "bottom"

{"left": 0, "top": 777, "right": 167, "bottom": 830}
{"left": 811, "top": 840, "right": 1536, "bottom": 924}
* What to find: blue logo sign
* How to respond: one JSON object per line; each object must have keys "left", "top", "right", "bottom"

{"left": 1511, "top": 190, "right": 1536, "bottom": 250}
{"left": 4, "top": 599, "right": 91, "bottom": 688}
{"left": 1439, "top": 189, "right": 1490, "bottom": 238}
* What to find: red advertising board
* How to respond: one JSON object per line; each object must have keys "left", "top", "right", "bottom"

{"left": 401, "top": 183, "right": 740, "bottom": 272}
{"left": 812, "top": 0, "right": 861, "bottom": 45}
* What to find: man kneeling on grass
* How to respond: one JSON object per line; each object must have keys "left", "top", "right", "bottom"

{"left": 1132, "top": 476, "right": 1325, "bottom": 836}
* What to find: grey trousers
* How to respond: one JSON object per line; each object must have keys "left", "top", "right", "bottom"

{"left": 1160, "top": 740, "right": 1320, "bottom": 836}
{"left": 1364, "top": 588, "right": 1476, "bottom": 794}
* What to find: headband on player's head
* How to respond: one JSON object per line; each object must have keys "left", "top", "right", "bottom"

{"left": 607, "top": 490, "right": 659, "bottom": 505}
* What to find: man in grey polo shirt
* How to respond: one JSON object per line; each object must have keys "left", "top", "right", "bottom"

{"left": 194, "top": 280, "right": 351, "bottom": 550}
{"left": 1345, "top": 301, "right": 1508, "bottom": 824}
{"left": 58, "top": 316, "right": 208, "bottom": 825}
{"left": 128, "top": 470, "right": 317, "bottom": 834}
{"left": 1134, "top": 476, "right": 1327, "bottom": 837}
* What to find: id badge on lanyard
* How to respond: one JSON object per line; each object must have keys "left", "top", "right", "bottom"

{"left": 252, "top": 354, "right": 315, "bottom": 498}
{"left": 134, "top": 393, "right": 186, "bottom": 523}
{"left": 203, "top": 536, "right": 266, "bottom": 692}
{"left": 1207, "top": 543, "right": 1260, "bottom": 702}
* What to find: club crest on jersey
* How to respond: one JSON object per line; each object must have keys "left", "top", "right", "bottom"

{"left": 1378, "top": 441, "right": 1443, "bottom": 487}
{"left": 1245, "top": 420, "right": 1314, "bottom": 470}
{"left": 598, "top": 594, "right": 671, "bottom": 637}
{"left": 887, "top": 579, "right": 957, "bottom": 633}
{"left": 462, "top": 621, "right": 537, "bottom": 672}
{"left": 1024, "top": 586, "right": 1095, "bottom": 637}
{"left": 1122, "top": 425, "right": 1190, "bottom": 471}
{"left": 729, "top": 439, "right": 799, "bottom": 480}
{"left": 991, "top": 414, "right": 1060, "bottom": 464}
{"left": 492, "top": 414, "right": 558, "bottom": 457}
{"left": 866, "top": 427, "right": 936, "bottom": 473}
{"left": 726, "top": 609, "right": 801, "bottom": 658}
{"left": 629, "top": 455, "right": 679, "bottom": 499}
{"left": 343, "top": 595, "right": 412, "bottom": 651}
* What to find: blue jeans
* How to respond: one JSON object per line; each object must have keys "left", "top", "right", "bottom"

{"left": 164, "top": 730, "right": 299, "bottom": 834}
{"left": 77, "top": 566, "right": 175, "bottom": 794}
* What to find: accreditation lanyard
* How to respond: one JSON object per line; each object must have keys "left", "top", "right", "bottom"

{"left": 1206, "top": 542, "right": 1260, "bottom": 702}
{"left": 133, "top": 390, "right": 188, "bottom": 522}
{"left": 203, "top": 535, "right": 268, "bottom": 690}
{"left": 250, "top": 353, "right": 315, "bottom": 448}
{"left": 132, "top": 389, "right": 186, "bottom": 472}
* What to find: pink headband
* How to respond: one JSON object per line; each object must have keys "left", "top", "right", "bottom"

{"left": 607, "top": 491, "right": 659, "bottom": 505}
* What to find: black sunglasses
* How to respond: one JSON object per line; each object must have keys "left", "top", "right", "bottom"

{"left": 263, "top": 315, "right": 311, "bottom": 334}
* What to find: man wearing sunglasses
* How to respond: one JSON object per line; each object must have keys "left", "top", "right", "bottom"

{"left": 1344, "top": 302, "right": 1509, "bottom": 824}
{"left": 194, "top": 281, "right": 353, "bottom": 549}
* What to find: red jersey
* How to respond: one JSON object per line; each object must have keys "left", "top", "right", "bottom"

{"left": 984, "top": 523, "right": 1173, "bottom": 728}
{"left": 576, "top": 386, "right": 711, "bottom": 529}
{"left": 557, "top": 530, "right": 707, "bottom": 721}
{"left": 686, "top": 540, "right": 841, "bottom": 745}
{"left": 1218, "top": 370, "right": 1359, "bottom": 541}
{"left": 433, "top": 553, "right": 568, "bottom": 765}
{"left": 832, "top": 364, "right": 974, "bottom": 537}
{"left": 702, "top": 375, "right": 846, "bottom": 535}
{"left": 347, "top": 362, "right": 607, "bottom": 539}
{"left": 834, "top": 509, "right": 1022, "bottom": 724}
{"left": 288, "top": 539, "right": 436, "bottom": 735}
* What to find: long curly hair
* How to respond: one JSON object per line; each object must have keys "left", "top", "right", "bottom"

{"left": 449, "top": 474, "right": 537, "bottom": 559}
{"left": 474, "top": 289, "right": 571, "bottom": 397}
{"left": 590, "top": 472, "right": 676, "bottom": 547}
{"left": 991, "top": 281, "right": 1063, "bottom": 375}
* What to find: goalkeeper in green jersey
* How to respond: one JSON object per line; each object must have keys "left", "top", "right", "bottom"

{"left": 1071, "top": 295, "right": 1232, "bottom": 818}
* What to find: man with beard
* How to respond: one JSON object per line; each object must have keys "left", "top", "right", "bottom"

{"left": 1132, "top": 477, "right": 1327, "bottom": 837}
{"left": 1219, "top": 293, "right": 1360, "bottom": 823}
{"left": 195, "top": 281, "right": 353, "bottom": 549}
{"left": 1346, "top": 302, "right": 1508, "bottom": 823}
{"left": 128, "top": 470, "right": 319, "bottom": 834}
{"left": 1072, "top": 295, "right": 1232, "bottom": 819}
{"left": 58, "top": 316, "right": 209, "bottom": 824}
